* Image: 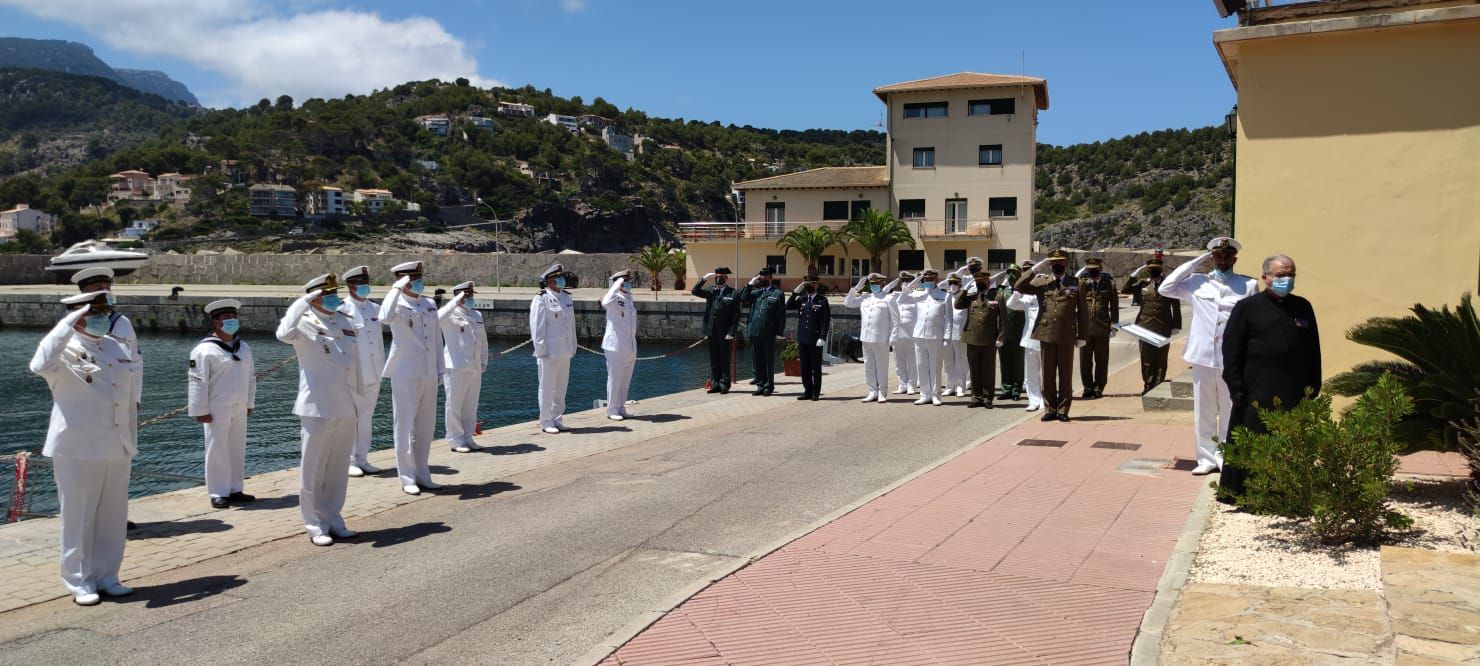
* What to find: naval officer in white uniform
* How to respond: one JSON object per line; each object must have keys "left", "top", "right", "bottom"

{"left": 843, "top": 273, "right": 896, "bottom": 403}
{"left": 31, "top": 291, "right": 139, "bottom": 605}
{"left": 886, "top": 272, "right": 919, "bottom": 394}
{"left": 339, "top": 266, "right": 386, "bottom": 477}
{"left": 1159, "top": 237, "right": 1258, "bottom": 474}
{"left": 188, "top": 299, "right": 257, "bottom": 509}
{"left": 439, "top": 281, "right": 488, "bottom": 451}
{"left": 530, "top": 263, "right": 577, "bottom": 434}
{"left": 601, "top": 270, "right": 638, "bottom": 420}
{"left": 942, "top": 271, "right": 971, "bottom": 397}
{"left": 898, "top": 270, "right": 951, "bottom": 405}
{"left": 1007, "top": 260, "right": 1046, "bottom": 412}
{"left": 379, "top": 261, "right": 445, "bottom": 495}
{"left": 71, "top": 267, "right": 143, "bottom": 402}
{"left": 277, "top": 274, "right": 362, "bottom": 546}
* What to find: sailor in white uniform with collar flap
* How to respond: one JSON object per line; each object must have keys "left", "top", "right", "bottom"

{"left": 601, "top": 270, "right": 639, "bottom": 420}
{"left": 439, "top": 280, "right": 488, "bottom": 452}
{"left": 30, "top": 290, "right": 140, "bottom": 605}
{"left": 530, "top": 262, "right": 577, "bottom": 434}
{"left": 379, "top": 260, "right": 445, "bottom": 494}
{"left": 277, "top": 274, "right": 362, "bottom": 546}
{"left": 188, "top": 299, "right": 257, "bottom": 509}
{"left": 340, "top": 265, "right": 387, "bottom": 478}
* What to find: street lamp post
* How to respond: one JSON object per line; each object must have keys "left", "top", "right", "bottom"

{"left": 1225, "top": 105, "right": 1238, "bottom": 238}
{"left": 475, "top": 195, "right": 502, "bottom": 293}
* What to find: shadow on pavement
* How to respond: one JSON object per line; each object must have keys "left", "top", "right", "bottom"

{"left": 454, "top": 481, "right": 521, "bottom": 501}
{"left": 128, "top": 519, "right": 233, "bottom": 539}
{"left": 1073, "top": 415, "right": 1133, "bottom": 422}
{"left": 480, "top": 444, "right": 545, "bottom": 455}
{"left": 428, "top": 465, "right": 460, "bottom": 475}
{"left": 356, "top": 522, "right": 452, "bottom": 548}
{"left": 626, "top": 414, "right": 692, "bottom": 423}
{"left": 565, "top": 426, "right": 631, "bottom": 435}
{"left": 233, "top": 495, "right": 299, "bottom": 511}
{"left": 119, "top": 575, "right": 248, "bottom": 609}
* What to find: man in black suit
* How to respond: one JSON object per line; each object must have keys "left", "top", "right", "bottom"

{"left": 786, "top": 274, "right": 831, "bottom": 400}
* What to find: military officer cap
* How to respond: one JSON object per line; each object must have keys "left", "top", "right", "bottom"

{"left": 71, "top": 267, "right": 115, "bottom": 289}
{"left": 1047, "top": 249, "right": 1070, "bottom": 262}
{"left": 1085, "top": 257, "right": 1104, "bottom": 267}
{"left": 452, "top": 280, "right": 475, "bottom": 293}
{"left": 1207, "top": 237, "right": 1242, "bottom": 253}
{"left": 966, "top": 256, "right": 984, "bottom": 270}
{"left": 1146, "top": 257, "right": 1165, "bottom": 267}
{"left": 756, "top": 266, "right": 774, "bottom": 276}
{"left": 539, "top": 262, "right": 564, "bottom": 281}
{"left": 802, "top": 274, "right": 820, "bottom": 284}
{"left": 714, "top": 266, "right": 732, "bottom": 275}
{"left": 60, "top": 291, "right": 108, "bottom": 307}
{"left": 899, "top": 271, "right": 915, "bottom": 280}
{"left": 303, "top": 273, "right": 338, "bottom": 293}
{"left": 391, "top": 260, "right": 424, "bottom": 275}
{"left": 204, "top": 299, "right": 241, "bottom": 316}
{"left": 866, "top": 272, "right": 887, "bottom": 284}
{"left": 609, "top": 269, "right": 633, "bottom": 283}
{"left": 340, "top": 265, "right": 371, "bottom": 283}
{"left": 945, "top": 273, "right": 962, "bottom": 284}
{"left": 1019, "top": 259, "right": 1034, "bottom": 269}
{"left": 920, "top": 268, "right": 940, "bottom": 279}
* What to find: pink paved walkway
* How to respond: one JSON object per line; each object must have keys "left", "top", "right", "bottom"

{"left": 600, "top": 419, "right": 1205, "bottom": 665}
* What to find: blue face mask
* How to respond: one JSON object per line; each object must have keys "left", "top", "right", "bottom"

{"left": 1269, "top": 276, "right": 1294, "bottom": 297}
{"left": 868, "top": 284, "right": 881, "bottom": 294}
{"left": 621, "top": 281, "right": 631, "bottom": 292}
{"left": 321, "top": 294, "right": 342, "bottom": 310}
{"left": 1211, "top": 268, "right": 1231, "bottom": 281}
{"left": 105, "top": 292, "right": 117, "bottom": 306}
{"left": 409, "top": 279, "right": 424, "bottom": 294}
{"left": 554, "top": 277, "right": 567, "bottom": 289}
{"left": 221, "top": 318, "right": 241, "bottom": 335}
{"left": 83, "top": 313, "right": 111, "bottom": 337}
{"left": 354, "top": 284, "right": 372, "bottom": 299}
{"left": 921, "top": 281, "right": 936, "bottom": 291}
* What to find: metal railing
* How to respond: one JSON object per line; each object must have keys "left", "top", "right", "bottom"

{"left": 912, "top": 218, "right": 995, "bottom": 238}
{"left": 677, "top": 221, "right": 850, "bottom": 242}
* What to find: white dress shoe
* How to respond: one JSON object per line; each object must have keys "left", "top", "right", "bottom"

{"left": 876, "top": 394, "right": 888, "bottom": 403}
{"left": 954, "top": 388, "right": 966, "bottom": 398}
{"left": 329, "top": 527, "right": 358, "bottom": 538}
{"left": 347, "top": 465, "right": 365, "bottom": 478}
{"left": 894, "top": 386, "right": 907, "bottom": 394}
{"left": 1191, "top": 462, "right": 1219, "bottom": 476}
{"left": 310, "top": 534, "right": 334, "bottom": 547}
{"left": 418, "top": 479, "right": 443, "bottom": 490}
{"left": 914, "top": 397, "right": 930, "bottom": 405}
{"left": 931, "top": 396, "right": 943, "bottom": 406}
{"left": 862, "top": 391, "right": 877, "bottom": 402}
{"left": 608, "top": 414, "right": 624, "bottom": 421}
{"left": 402, "top": 484, "right": 421, "bottom": 496}
{"left": 542, "top": 426, "right": 560, "bottom": 434}
{"left": 99, "top": 582, "right": 133, "bottom": 597}
{"left": 74, "top": 592, "right": 101, "bottom": 606}
{"left": 451, "top": 445, "right": 472, "bottom": 453}
{"left": 1025, "top": 403, "right": 1042, "bottom": 412}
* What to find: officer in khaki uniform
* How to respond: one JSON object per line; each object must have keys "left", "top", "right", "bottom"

{"left": 1015, "top": 249, "right": 1088, "bottom": 422}
{"left": 1077, "top": 257, "right": 1120, "bottom": 400}
{"left": 955, "top": 269, "right": 1008, "bottom": 408}
{"left": 1122, "top": 256, "right": 1183, "bottom": 394}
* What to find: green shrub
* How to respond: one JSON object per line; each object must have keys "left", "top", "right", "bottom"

{"left": 780, "top": 342, "right": 800, "bottom": 362}
{"left": 1225, "top": 373, "right": 1414, "bottom": 545}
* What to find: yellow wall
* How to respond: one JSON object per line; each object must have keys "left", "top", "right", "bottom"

{"left": 1230, "top": 19, "right": 1480, "bottom": 379}
{"left": 740, "top": 186, "right": 888, "bottom": 224}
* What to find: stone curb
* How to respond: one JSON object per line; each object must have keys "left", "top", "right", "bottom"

{"left": 1130, "top": 474, "right": 1219, "bottom": 665}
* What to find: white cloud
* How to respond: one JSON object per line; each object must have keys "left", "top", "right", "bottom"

{"left": 0, "top": 0, "right": 498, "bottom": 107}
{"left": 561, "top": 0, "right": 586, "bottom": 13}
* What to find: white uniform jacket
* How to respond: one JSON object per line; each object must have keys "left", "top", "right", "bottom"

{"left": 1006, "top": 291, "right": 1042, "bottom": 351}
{"left": 109, "top": 312, "right": 144, "bottom": 400}
{"left": 1158, "top": 257, "right": 1257, "bottom": 368}
{"left": 600, "top": 282, "right": 638, "bottom": 355}
{"left": 439, "top": 297, "right": 489, "bottom": 372}
{"left": 843, "top": 288, "right": 894, "bottom": 345}
{"left": 378, "top": 290, "right": 444, "bottom": 381}
{"left": 30, "top": 309, "right": 140, "bottom": 460}
{"left": 341, "top": 296, "right": 386, "bottom": 390}
{"left": 943, "top": 289, "right": 968, "bottom": 341}
{"left": 887, "top": 292, "right": 918, "bottom": 343}
{"left": 187, "top": 338, "right": 256, "bottom": 417}
{"left": 530, "top": 289, "right": 577, "bottom": 359}
{"left": 899, "top": 283, "right": 951, "bottom": 341}
{"left": 276, "top": 302, "right": 361, "bottom": 419}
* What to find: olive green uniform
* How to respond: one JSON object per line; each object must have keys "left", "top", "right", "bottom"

{"left": 955, "top": 285, "right": 1008, "bottom": 405}
{"left": 1015, "top": 271, "right": 1088, "bottom": 417}
{"left": 1078, "top": 273, "right": 1120, "bottom": 398}
{"left": 996, "top": 279, "right": 1025, "bottom": 399}
{"left": 1122, "top": 275, "right": 1183, "bottom": 393}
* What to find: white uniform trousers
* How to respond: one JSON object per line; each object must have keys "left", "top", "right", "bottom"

{"left": 1192, "top": 364, "right": 1232, "bottom": 468}
{"left": 203, "top": 411, "right": 247, "bottom": 498}
{"left": 862, "top": 341, "right": 891, "bottom": 395}
{"left": 299, "top": 416, "right": 353, "bottom": 537}
{"left": 893, "top": 338, "right": 917, "bottom": 391}
{"left": 604, "top": 352, "right": 635, "bottom": 417}
{"left": 1024, "top": 348, "right": 1045, "bottom": 409}
{"left": 944, "top": 340, "right": 968, "bottom": 392}
{"left": 444, "top": 368, "right": 482, "bottom": 448}
{"left": 349, "top": 383, "right": 380, "bottom": 467}
{"left": 913, "top": 339, "right": 944, "bottom": 400}
{"left": 537, "top": 356, "right": 572, "bottom": 429}
{"left": 391, "top": 376, "right": 438, "bottom": 486}
{"left": 53, "top": 457, "right": 131, "bottom": 596}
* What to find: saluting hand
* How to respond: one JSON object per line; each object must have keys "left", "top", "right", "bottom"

{"left": 703, "top": 272, "right": 717, "bottom": 281}
{"left": 749, "top": 275, "right": 762, "bottom": 286}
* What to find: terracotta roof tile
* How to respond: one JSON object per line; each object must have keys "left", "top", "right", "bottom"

{"left": 874, "top": 72, "right": 1049, "bottom": 110}
{"left": 733, "top": 166, "right": 888, "bottom": 191}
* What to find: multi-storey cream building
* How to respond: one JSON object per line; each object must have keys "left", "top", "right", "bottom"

{"left": 681, "top": 72, "right": 1048, "bottom": 287}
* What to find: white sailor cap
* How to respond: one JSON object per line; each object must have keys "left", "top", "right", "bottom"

{"left": 303, "top": 273, "right": 338, "bottom": 293}
{"left": 71, "top": 267, "right": 115, "bottom": 288}
{"left": 391, "top": 260, "right": 424, "bottom": 275}
{"left": 452, "top": 280, "right": 474, "bottom": 292}
{"left": 609, "top": 269, "right": 633, "bottom": 282}
{"left": 1207, "top": 237, "right": 1243, "bottom": 253}
{"left": 340, "top": 265, "right": 370, "bottom": 283}
{"left": 204, "top": 299, "right": 241, "bottom": 316}
{"left": 966, "top": 256, "right": 984, "bottom": 266}
{"left": 540, "top": 263, "right": 564, "bottom": 280}
{"left": 60, "top": 291, "right": 108, "bottom": 306}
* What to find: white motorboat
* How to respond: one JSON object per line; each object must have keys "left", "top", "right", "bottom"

{"left": 46, "top": 240, "right": 150, "bottom": 279}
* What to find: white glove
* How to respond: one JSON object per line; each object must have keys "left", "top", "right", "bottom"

{"left": 1109, "top": 329, "right": 1118, "bottom": 337}
{"left": 793, "top": 283, "right": 804, "bottom": 295}
{"left": 1075, "top": 339, "right": 1086, "bottom": 349}
{"left": 1032, "top": 260, "right": 1052, "bottom": 275}
{"left": 288, "top": 289, "right": 320, "bottom": 319}
{"left": 882, "top": 279, "right": 901, "bottom": 293}
{"left": 966, "top": 281, "right": 979, "bottom": 295}
{"left": 815, "top": 338, "right": 825, "bottom": 348}
{"left": 1131, "top": 264, "right": 1150, "bottom": 278}
{"left": 995, "top": 340, "right": 1004, "bottom": 348}
{"left": 63, "top": 305, "right": 90, "bottom": 331}
{"left": 1075, "top": 266, "right": 1089, "bottom": 278}
{"left": 853, "top": 277, "right": 867, "bottom": 292}
{"left": 749, "top": 275, "right": 762, "bottom": 286}
{"left": 703, "top": 272, "right": 717, "bottom": 281}
{"left": 724, "top": 334, "right": 734, "bottom": 340}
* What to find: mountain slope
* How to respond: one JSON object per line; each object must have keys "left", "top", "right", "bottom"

{"left": 114, "top": 68, "right": 200, "bottom": 106}
{"left": 0, "top": 37, "right": 197, "bottom": 104}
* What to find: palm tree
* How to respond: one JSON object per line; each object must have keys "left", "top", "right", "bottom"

{"left": 629, "top": 242, "right": 671, "bottom": 291}
{"left": 1327, "top": 292, "right": 1480, "bottom": 451}
{"left": 666, "top": 248, "right": 689, "bottom": 290}
{"left": 774, "top": 226, "right": 838, "bottom": 277}
{"left": 836, "top": 209, "right": 916, "bottom": 277}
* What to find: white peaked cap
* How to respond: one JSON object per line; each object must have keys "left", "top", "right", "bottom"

{"left": 452, "top": 280, "right": 474, "bottom": 292}
{"left": 60, "top": 291, "right": 107, "bottom": 305}
{"left": 71, "top": 267, "right": 115, "bottom": 284}
{"left": 540, "top": 263, "right": 564, "bottom": 280}
{"left": 303, "top": 273, "right": 335, "bottom": 293}
{"left": 340, "top": 265, "right": 370, "bottom": 282}
{"left": 391, "top": 260, "right": 424, "bottom": 274}
{"left": 1207, "top": 237, "right": 1243, "bottom": 252}
{"left": 966, "top": 256, "right": 984, "bottom": 265}
{"left": 204, "top": 299, "right": 241, "bottom": 315}
{"left": 609, "top": 269, "right": 633, "bottom": 282}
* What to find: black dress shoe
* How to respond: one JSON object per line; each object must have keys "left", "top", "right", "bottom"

{"left": 228, "top": 492, "right": 256, "bottom": 503}
{"left": 1041, "top": 412, "right": 1057, "bottom": 422}
{"left": 968, "top": 399, "right": 983, "bottom": 408}
{"left": 1081, "top": 390, "right": 1094, "bottom": 400}
{"left": 809, "top": 394, "right": 819, "bottom": 401}
{"left": 210, "top": 497, "right": 230, "bottom": 509}
{"left": 1011, "top": 391, "right": 1023, "bottom": 401}
{"left": 720, "top": 385, "right": 730, "bottom": 394}
{"left": 762, "top": 388, "right": 774, "bottom": 396}
{"left": 707, "top": 387, "right": 720, "bottom": 394}
{"left": 752, "top": 389, "right": 765, "bottom": 396}
{"left": 797, "top": 394, "right": 811, "bottom": 400}
{"left": 1057, "top": 414, "right": 1071, "bottom": 422}
{"left": 983, "top": 401, "right": 994, "bottom": 409}
{"left": 127, "top": 521, "right": 138, "bottom": 530}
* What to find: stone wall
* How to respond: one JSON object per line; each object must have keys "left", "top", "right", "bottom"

{"left": 0, "top": 255, "right": 57, "bottom": 284}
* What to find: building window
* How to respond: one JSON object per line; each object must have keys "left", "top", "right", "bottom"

{"left": 849, "top": 258, "right": 871, "bottom": 278}
{"left": 987, "top": 249, "right": 1017, "bottom": 269}
{"left": 944, "top": 250, "right": 967, "bottom": 270}
{"left": 978, "top": 144, "right": 1003, "bottom": 166}
{"left": 898, "top": 250, "right": 924, "bottom": 271}
{"left": 912, "top": 147, "right": 935, "bottom": 169}
{"left": 850, "top": 200, "right": 871, "bottom": 220}
{"left": 822, "top": 201, "right": 849, "bottom": 221}
{"left": 945, "top": 199, "right": 968, "bottom": 235}
{"left": 988, "top": 197, "right": 1018, "bottom": 218}
{"left": 765, "top": 254, "right": 788, "bottom": 276}
{"left": 764, "top": 202, "right": 785, "bottom": 236}
{"left": 968, "top": 98, "right": 1016, "bottom": 116}
{"left": 899, "top": 199, "right": 925, "bottom": 220}
{"left": 817, "top": 255, "right": 836, "bottom": 276}
{"left": 903, "top": 101, "right": 948, "bottom": 119}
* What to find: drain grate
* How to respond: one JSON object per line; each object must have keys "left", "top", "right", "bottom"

{"left": 1017, "top": 439, "right": 1067, "bottom": 448}
{"left": 1091, "top": 441, "right": 1142, "bottom": 451}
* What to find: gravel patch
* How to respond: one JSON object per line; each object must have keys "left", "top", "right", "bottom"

{"left": 1187, "top": 477, "right": 1479, "bottom": 590}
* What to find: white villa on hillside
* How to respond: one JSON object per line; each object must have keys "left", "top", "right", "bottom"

{"left": 0, "top": 204, "right": 56, "bottom": 240}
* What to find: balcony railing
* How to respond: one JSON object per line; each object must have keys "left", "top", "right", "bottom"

{"left": 678, "top": 221, "right": 848, "bottom": 243}
{"left": 912, "top": 218, "right": 994, "bottom": 238}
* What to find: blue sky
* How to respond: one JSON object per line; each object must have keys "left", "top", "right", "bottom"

{"left": 0, "top": 0, "right": 1238, "bottom": 146}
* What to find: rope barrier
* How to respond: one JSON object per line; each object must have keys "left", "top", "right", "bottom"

{"left": 576, "top": 336, "right": 709, "bottom": 362}
{"left": 136, "top": 352, "right": 299, "bottom": 429}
